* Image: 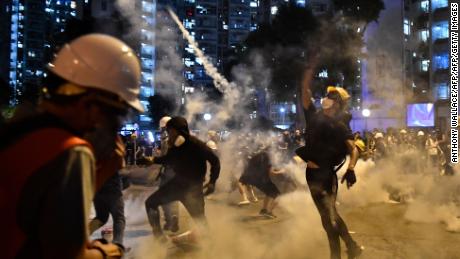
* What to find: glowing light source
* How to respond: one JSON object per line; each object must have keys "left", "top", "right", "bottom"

{"left": 362, "top": 109, "right": 371, "bottom": 117}
{"left": 204, "top": 113, "right": 212, "bottom": 121}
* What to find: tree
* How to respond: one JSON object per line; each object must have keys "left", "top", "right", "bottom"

{"left": 226, "top": 1, "right": 385, "bottom": 103}
{"left": 147, "top": 94, "right": 176, "bottom": 129}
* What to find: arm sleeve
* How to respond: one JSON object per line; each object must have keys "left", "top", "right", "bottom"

{"left": 303, "top": 103, "right": 316, "bottom": 126}
{"left": 39, "top": 146, "right": 96, "bottom": 258}
{"left": 153, "top": 151, "right": 173, "bottom": 165}
{"left": 201, "top": 145, "right": 220, "bottom": 184}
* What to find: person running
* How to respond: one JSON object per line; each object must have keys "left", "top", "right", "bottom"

{"left": 239, "top": 145, "right": 280, "bottom": 218}
{"left": 144, "top": 116, "right": 220, "bottom": 243}
{"left": 299, "top": 65, "right": 362, "bottom": 259}
{"left": 0, "top": 34, "right": 142, "bottom": 259}
{"left": 156, "top": 116, "right": 180, "bottom": 232}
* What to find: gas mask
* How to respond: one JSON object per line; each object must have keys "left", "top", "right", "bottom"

{"left": 320, "top": 97, "right": 335, "bottom": 110}
{"left": 173, "top": 135, "right": 186, "bottom": 147}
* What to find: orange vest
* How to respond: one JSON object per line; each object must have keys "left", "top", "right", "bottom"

{"left": 0, "top": 128, "right": 91, "bottom": 259}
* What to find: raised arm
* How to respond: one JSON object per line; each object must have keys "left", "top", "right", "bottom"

{"left": 301, "top": 54, "right": 320, "bottom": 110}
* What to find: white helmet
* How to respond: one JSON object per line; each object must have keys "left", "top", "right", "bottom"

{"left": 48, "top": 34, "right": 143, "bottom": 111}
{"left": 400, "top": 129, "right": 407, "bottom": 134}
{"left": 375, "top": 132, "right": 383, "bottom": 139}
{"left": 159, "top": 116, "right": 172, "bottom": 128}
{"left": 417, "top": 131, "right": 425, "bottom": 136}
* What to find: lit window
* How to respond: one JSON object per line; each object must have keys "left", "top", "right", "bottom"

{"left": 403, "top": 19, "right": 410, "bottom": 35}
{"left": 432, "top": 21, "right": 448, "bottom": 41}
{"left": 436, "top": 83, "right": 449, "bottom": 99}
{"left": 420, "top": 0, "right": 429, "bottom": 12}
{"left": 432, "top": 0, "right": 448, "bottom": 10}
{"left": 433, "top": 52, "right": 449, "bottom": 70}
{"left": 142, "top": 1, "right": 154, "bottom": 13}
{"left": 140, "top": 115, "right": 152, "bottom": 122}
{"left": 318, "top": 70, "right": 328, "bottom": 78}
{"left": 419, "top": 29, "right": 429, "bottom": 42}
{"left": 421, "top": 60, "right": 429, "bottom": 71}
{"left": 271, "top": 6, "right": 278, "bottom": 15}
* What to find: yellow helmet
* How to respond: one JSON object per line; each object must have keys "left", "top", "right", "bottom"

{"left": 355, "top": 139, "right": 366, "bottom": 152}
{"left": 327, "top": 86, "right": 350, "bottom": 101}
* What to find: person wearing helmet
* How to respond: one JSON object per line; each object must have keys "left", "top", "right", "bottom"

{"left": 298, "top": 66, "right": 362, "bottom": 259}
{"left": 143, "top": 116, "right": 220, "bottom": 244}
{"left": 326, "top": 86, "right": 352, "bottom": 130}
{"left": 0, "top": 34, "right": 142, "bottom": 259}
{"left": 146, "top": 116, "right": 180, "bottom": 233}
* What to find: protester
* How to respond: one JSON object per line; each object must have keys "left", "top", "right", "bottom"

{"left": 299, "top": 65, "right": 362, "bottom": 259}
{"left": 239, "top": 145, "right": 280, "bottom": 218}
{"left": 0, "top": 34, "right": 142, "bottom": 259}
{"left": 143, "top": 116, "right": 220, "bottom": 243}
{"left": 89, "top": 171, "right": 127, "bottom": 246}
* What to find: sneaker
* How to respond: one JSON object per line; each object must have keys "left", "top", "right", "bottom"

{"left": 238, "top": 200, "right": 250, "bottom": 206}
{"left": 347, "top": 244, "right": 364, "bottom": 259}
{"left": 171, "top": 230, "right": 199, "bottom": 245}
{"left": 259, "top": 209, "right": 277, "bottom": 219}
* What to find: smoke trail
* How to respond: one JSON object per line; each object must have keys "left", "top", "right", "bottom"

{"left": 167, "top": 8, "right": 235, "bottom": 94}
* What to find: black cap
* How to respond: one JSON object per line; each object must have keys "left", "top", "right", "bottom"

{"left": 166, "top": 116, "right": 190, "bottom": 136}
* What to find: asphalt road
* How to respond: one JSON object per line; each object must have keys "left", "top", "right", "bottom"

{"left": 95, "top": 185, "right": 460, "bottom": 259}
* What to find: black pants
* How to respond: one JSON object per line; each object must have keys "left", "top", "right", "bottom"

{"left": 306, "top": 167, "right": 357, "bottom": 259}
{"left": 90, "top": 192, "right": 126, "bottom": 244}
{"left": 145, "top": 179, "right": 206, "bottom": 236}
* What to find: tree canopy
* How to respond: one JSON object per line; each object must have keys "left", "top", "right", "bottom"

{"left": 226, "top": 1, "right": 385, "bottom": 103}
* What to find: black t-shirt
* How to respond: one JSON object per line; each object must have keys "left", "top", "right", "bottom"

{"left": 303, "top": 104, "right": 352, "bottom": 167}
{"left": 154, "top": 135, "right": 220, "bottom": 184}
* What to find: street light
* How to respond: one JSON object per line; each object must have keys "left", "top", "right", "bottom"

{"left": 362, "top": 108, "right": 371, "bottom": 131}
{"left": 362, "top": 109, "right": 371, "bottom": 117}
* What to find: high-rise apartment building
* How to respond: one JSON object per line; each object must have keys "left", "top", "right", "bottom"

{"left": 91, "top": 0, "right": 157, "bottom": 129}
{"left": 403, "top": 0, "right": 450, "bottom": 129}
{"left": 2, "top": 0, "right": 86, "bottom": 105}
{"left": 403, "top": 0, "right": 449, "bottom": 101}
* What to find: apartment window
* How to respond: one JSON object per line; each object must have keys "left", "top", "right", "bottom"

{"left": 140, "top": 115, "right": 152, "bottom": 122}
{"left": 142, "top": 1, "right": 154, "bottom": 13}
{"left": 433, "top": 52, "right": 449, "bottom": 70}
{"left": 421, "top": 60, "right": 429, "bottom": 72}
{"left": 403, "top": 19, "right": 410, "bottom": 36}
{"left": 184, "top": 19, "right": 195, "bottom": 29}
{"left": 420, "top": 0, "right": 429, "bottom": 12}
{"left": 432, "top": 21, "right": 448, "bottom": 41}
{"left": 419, "top": 29, "right": 429, "bottom": 42}
{"left": 432, "top": 0, "right": 448, "bottom": 10}
{"left": 436, "top": 83, "right": 449, "bottom": 100}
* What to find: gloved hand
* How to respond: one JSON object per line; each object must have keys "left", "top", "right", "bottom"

{"left": 341, "top": 169, "right": 357, "bottom": 189}
{"left": 91, "top": 239, "right": 124, "bottom": 259}
{"left": 203, "top": 182, "right": 215, "bottom": 196}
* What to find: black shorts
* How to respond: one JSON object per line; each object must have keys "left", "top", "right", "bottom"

{"left": 254, "top": 181, "right": 280, "bottom": 198}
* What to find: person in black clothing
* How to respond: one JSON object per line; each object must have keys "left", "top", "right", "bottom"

{"left": 239, "top": 146, "right": 280, "bottom": 218}
{"left": 89, "top": 172, "right": 127, "bottom": 245}
{"left": 144, "top": 116, "right": 220, "bottom": 241}
{"left": 299, "top": 66, "right": 362, "bottom": 259}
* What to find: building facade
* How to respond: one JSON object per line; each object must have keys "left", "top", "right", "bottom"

{"left": 3, "top": 0, "right": 86, "bottom": 105}
{"left": 403, "top": 0, "right": 450, "bottom": 130}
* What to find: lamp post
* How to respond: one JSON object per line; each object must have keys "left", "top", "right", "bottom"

{"left": 362, "top": 108, "right": 371, "bottom": 131}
